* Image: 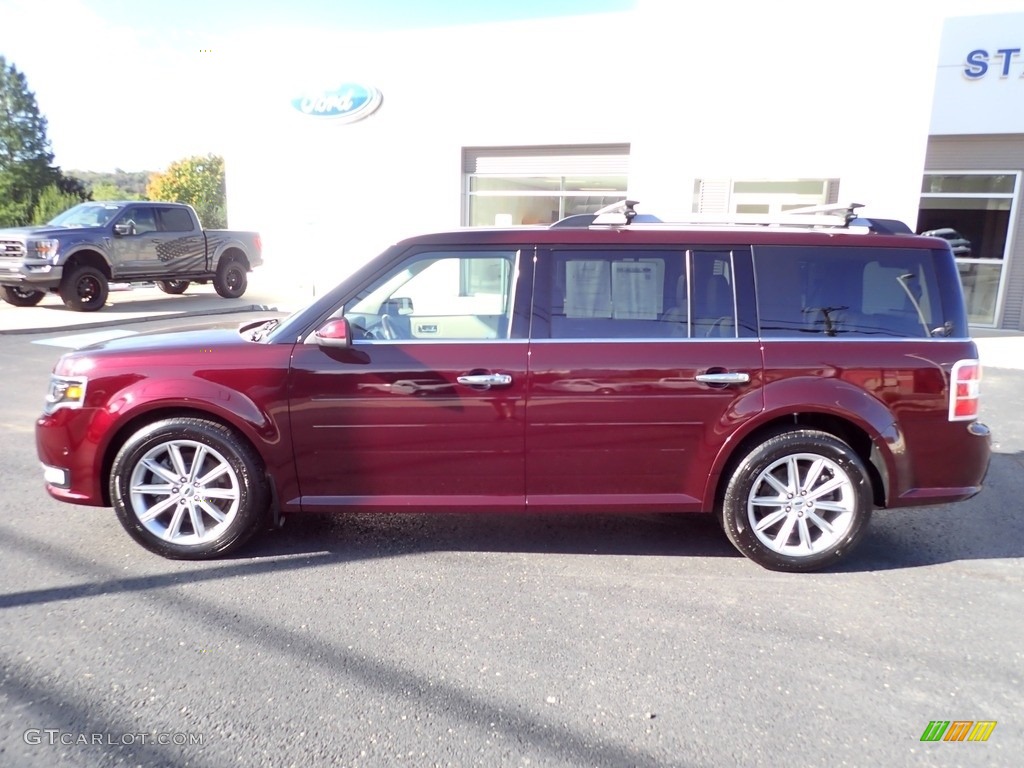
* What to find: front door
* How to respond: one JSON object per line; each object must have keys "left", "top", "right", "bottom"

{"left": 108, "top": 205, "right": 159, "bottom": 277}
{"left": 525, "top": 246, "right": 764, "bottom": 512}
{"left": 287, "top": 247, "right": 532, "bottom": 511}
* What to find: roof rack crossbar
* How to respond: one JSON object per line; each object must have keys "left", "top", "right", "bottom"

{"left": 550, "top": 200, "right": 911, "bottom": 233}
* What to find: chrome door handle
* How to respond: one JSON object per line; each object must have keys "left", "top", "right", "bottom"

{"left": 456, "top": 373, "right": 512, "bottom": 387}
{"left": 695, "top": 372, "right": 750, "bottom": 385}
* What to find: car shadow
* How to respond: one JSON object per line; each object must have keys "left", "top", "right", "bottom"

{"left": 239, "top": 450, "right": 1024, "bottom": 572}
{"left": 245, "top": 509, "right": 742, "bottom": 562}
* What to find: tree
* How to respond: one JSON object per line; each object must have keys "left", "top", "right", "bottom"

{"left": 69, "top": 169, "right": 150, "bottom": 199}
{"left": 31, "top": 184, "right": 86, "bottom": 224}
{"left": 0, "top": 55, "right": 87, "bottom": 226}
{"left": 147, "top": 154, "right": 227, "bottom": 228}
{"left": 90, "top": 181, "right": 133, "bottom": 201}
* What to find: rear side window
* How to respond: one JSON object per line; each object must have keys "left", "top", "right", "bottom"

{"left": 545, "top": 249, "right": 684, "bottom": 339}
{"left": 754, "top": 245, "right": 951, "bottom": 339}
{"left": 157, "top": 207, "right": 195, "bottom": 232}
{"left": 539, "top": 248, "right": 752, "bottom": 340}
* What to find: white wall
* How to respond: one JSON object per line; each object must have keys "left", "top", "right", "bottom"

{"left": 222, "top": 2, "right": 973, "bottom": 292}
{"left": 931, "top": 12, "right": 1024, "bottom": 135}
{"left": 221, "top": 15, "right": 634, "bottom": 291}
{"left": 629, "top": 0, "right": 944, "bottom": 226}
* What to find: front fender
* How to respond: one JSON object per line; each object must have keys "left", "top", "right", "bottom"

{"left": 90, "top": 376, "right": 290, "bottom": 500}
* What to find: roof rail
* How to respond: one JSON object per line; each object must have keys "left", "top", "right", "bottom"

{"left": 550, "top": 200, "right": 912, "bottom": 234}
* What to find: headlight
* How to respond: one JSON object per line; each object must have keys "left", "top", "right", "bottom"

{"left": 32, "top": 239, "right": 60, "bottom": 260}
{"left": 44, "top": 375, "right": 88, "bottom": 413}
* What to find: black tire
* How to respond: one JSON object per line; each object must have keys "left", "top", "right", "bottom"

{"left": 59, "top": 264, "right": 109, "bottom": 312}
{"left": 720, "top": 428, "right": 872, "bottom": 572}
{"left": 1, "top": 285, "right": 46, "bottom": 307}
{"left": 110, "top": 418, "right": 268, "bottom": 559}
{"left": 213, "top": 259, "right": 247, "bottom": 298}
{"left": 157, "top": 279, "right": 190, "bottom": 295}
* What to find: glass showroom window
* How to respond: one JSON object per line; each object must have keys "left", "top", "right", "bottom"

{"left": 466, "top": 174, "right": 627, "bottom": 227}
{"left": 692, "top": 179, "right": 839, "bottom": 215}
{"left": 919, "top": 173, "right": 1019, "bottom": 326}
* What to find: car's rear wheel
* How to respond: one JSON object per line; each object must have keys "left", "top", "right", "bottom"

{"left": 59, "top": 264, "right": 109, "bottom": 311}
{"left": 157, "top": 280, "right": 190, "bottom": 295}
{"left": 213, "top": 259, "right": 247, "bottom": 298}
{"left": 110, "top": 418, "right": 268, "bottom": 559}
{"left": 721, "top": 429, "right": 872, "bottom": 572}
{"left": 1, "top": 286, "right": 46, "bottom": 307}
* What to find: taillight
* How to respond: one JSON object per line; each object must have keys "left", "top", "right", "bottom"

{"left": 949, "top": 359, "right": 981, "bottom": 421}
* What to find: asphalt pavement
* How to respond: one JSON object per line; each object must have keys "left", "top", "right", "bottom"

{"left": 1, "top": 272, "right": 1021, "bottom": 767}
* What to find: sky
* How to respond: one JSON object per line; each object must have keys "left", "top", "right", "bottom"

{"left": 2, "top": 0, "right": 1023, "bottom": 173}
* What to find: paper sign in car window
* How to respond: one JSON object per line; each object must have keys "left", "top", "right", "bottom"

{"left": 565, "top": 260, "right": 612, "bottom": 318}
{"left": 612, "top": 260, "right": 663, "bottom": 320}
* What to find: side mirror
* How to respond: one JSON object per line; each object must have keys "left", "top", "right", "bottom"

{"left": 113, "top": 223, "right": 133, "bottom": 236}
{"left": 314, "top": 317, "right": 353, "bottom": 348}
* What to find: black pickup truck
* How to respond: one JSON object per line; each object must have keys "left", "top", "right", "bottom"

{"left": 0, "top": 201, "right": 262, "bottom": 311}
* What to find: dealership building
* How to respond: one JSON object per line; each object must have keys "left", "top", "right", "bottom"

{"left": 222, "top": 3, "right": 1024, "bottom": 331}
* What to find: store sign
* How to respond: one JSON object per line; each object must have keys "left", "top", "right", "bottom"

{"left": 291, "top": 84, "right": 383, "bottom": 122}
{"left": 963, "top": 48, "right": 1022, "bottom": 79}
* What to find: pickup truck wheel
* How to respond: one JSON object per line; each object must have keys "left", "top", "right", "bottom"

{"left": 60, "top": 265, "right": 109, "bottom": 311}
{"left": 213, "top": 260, "right": 247, "bottom": 298}
{"left": 720, "top": 429, "right": 872, "bottom": 572}
{"left": 157, "top": 280, "right": 190, "bottom": 295}
{"left": 1, "top": 286, "right": 46, "bottom": 307}
{"left": 110, "top": 417, "right": 268, "bottom": 559}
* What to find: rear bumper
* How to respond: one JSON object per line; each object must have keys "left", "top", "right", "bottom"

{"left": 892, "top": 421, "right": 991, "bottom": 507}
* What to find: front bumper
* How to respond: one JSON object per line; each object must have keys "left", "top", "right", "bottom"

{"left": 36, "top": 407, "right": 107, "bottom": 507}
{"left": 0, "top": 261, "right": 63, "bottom": 289}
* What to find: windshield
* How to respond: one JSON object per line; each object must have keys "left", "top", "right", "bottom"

{"left": 47, "top": 202, "right": 124, "bottom": 228}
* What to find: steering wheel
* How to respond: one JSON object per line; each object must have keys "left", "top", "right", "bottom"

{"left": 379, "top": 313, "right": 407, "bottom": 340}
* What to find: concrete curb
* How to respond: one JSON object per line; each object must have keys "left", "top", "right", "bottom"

{"left": 0, "top": 302, "right": 280, "bottom": 336}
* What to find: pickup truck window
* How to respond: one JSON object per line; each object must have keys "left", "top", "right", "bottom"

{"left": 120, "top": 207, "right": 157, "bottom": 235}
{"left": 157, "top": 207, "right": 194, "bottom": 232}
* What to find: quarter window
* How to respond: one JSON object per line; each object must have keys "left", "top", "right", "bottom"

{"left": 754, "top": 246, "right": 945, "bottom": 339}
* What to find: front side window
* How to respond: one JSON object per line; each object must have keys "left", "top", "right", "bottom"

{"left": 118, "top": 207, "right": 157, "bottom": 235}
{"left": 755, "top": 246, "right": 948, "bottom": 339}
{"left": 344, "top": 250, "right": 519, "bottom": 341}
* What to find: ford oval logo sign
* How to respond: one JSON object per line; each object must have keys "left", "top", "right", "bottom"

{"left": 291, "top": 84, "right": 383, "bottom": 123}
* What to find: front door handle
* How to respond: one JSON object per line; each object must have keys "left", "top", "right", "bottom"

{"left": 456, "top": 373, "right": 513, "bottom": 388}
{"left": 695, "top": 372, "right": 750, "bottom": 385}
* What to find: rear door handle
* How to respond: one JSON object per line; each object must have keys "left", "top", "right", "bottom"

{"left": 456, "top": 373, "right": 513, "bottom": 388}
{"left": 695, "top": 372, "right": 750, "bottom": 385}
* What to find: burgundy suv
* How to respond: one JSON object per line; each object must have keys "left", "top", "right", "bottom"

{"left": 36, "top": 203, "right": 991, "bottom": 571}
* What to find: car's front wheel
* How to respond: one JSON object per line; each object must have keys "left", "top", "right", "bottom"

{"left": 1, "top": 286, "right": 46, "bottom": 307}
{"left": 59, "top": 265, "right": 109, "bottom": 311}
{"left": 110, "top": 418, "right": 268, "bottom": 559}
{"left": 721, "top": 429, "right": 872, "bottom": 572}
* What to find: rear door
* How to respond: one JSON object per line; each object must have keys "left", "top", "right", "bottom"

{"left": 524, "top": 245, "right": 764, "bottom": 512}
